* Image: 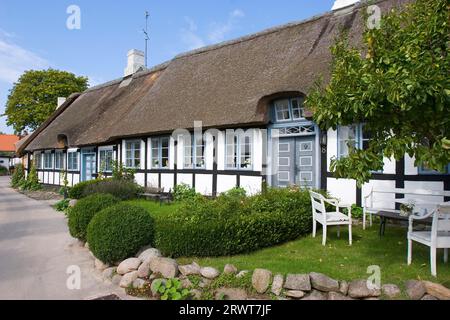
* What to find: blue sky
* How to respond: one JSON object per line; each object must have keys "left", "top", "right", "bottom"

{"left": 0, "top": 0, "right": 335, "bottom": 134}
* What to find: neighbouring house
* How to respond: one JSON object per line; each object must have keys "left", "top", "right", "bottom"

{"left": 16, "top": 0, "right": 450, "bottom": 205}
{"left": 0, "top": 134, "right": 20, "bottom": 170}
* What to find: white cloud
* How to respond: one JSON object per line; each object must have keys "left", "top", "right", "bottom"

{"left": 0, "top": 32, "right": 49, "bottom": 84}
{"left": 208, "top": 9, "right": 245, "bottom": 43}
{"left": 181, "top": 9, "right": 245, "bottom": 51}
{"left": 181, "top": 17, "right": 206, "bottom": 50}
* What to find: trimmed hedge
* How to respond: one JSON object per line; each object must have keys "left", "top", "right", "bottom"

{"left": 87, "top": 203, "right": 155, "bottom": 264}
{"left": 68, "top": 179, "right": 101, "bottom": 199}
{"left": 154, "top": 187, "right": 315, "bottom": 257}
{"left": 68, "top": 194, "right": 120, "bottom": 242}
{"left": 82, "top": 179, "right": 142, "bottom": 200}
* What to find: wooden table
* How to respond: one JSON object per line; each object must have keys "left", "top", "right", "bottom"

{"left": 373, "top": 211, "right": 432, "bottom": 237}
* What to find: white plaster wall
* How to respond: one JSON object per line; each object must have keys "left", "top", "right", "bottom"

{"left": 361, "top": 180, "right": 396, "bottom": 210}
{"left": 195, "top": 174, "right": 213, "bottom": 195}
{"left": 382, "top": 157, "right": 396, "bottom": 174}
{"left": 38, "top": 171, "right": 44, "bottom": 183}
{"left": 204, "top": 132, "right": 215, "bottom": 171}
{"left": 177, "top": 173, "right": 193, "bottom": 187}
{"left": 216, "top": 131, "right": 225, "bottom": 171}
{"left": 404, "top": 181, "right": 445, "bottom": 213}
{"left": 327, "top": 128, "right": 338, "bottom": 171}
{"left": 240, "top": 176, "right": 262, "bottom": 195}
{"left": 147, "top": 173, "right": 159, "bottom": 188}
{"left": 253, "top": 129, "right": 263, "bottom": 172}
{"left": 161, "top": 173, "right": 174, "bottom": 191}
{"left": 405, "top": 155, "right": 418, "bottom": 175}
{"left": 327, "top": 177, "right": 356, "bottom": 204}
{"left": 169, "top": 137, "right": 175, "bottom": 170}
{"left": 135, "top": 172, "right": 145, "bottom": 187}
{"left": 72, "top": 174, "right": 80, "bottom": 186}
{"left": 217, "top": 175, "right": 237, "bottom": 194}
{"left": 54, "top": 172, "right": 61, "bottom": 186}
{"left": 48, "top": 172, "right": 54, "bottom": 185}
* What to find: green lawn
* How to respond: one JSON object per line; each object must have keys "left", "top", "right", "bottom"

{"left": 126, "top": 199, "right": 449, "bottom": 287}
{"left": 126, "top": 199, "right": 183, "bottom": 217}
{"left": 178, "top": 225, "right": 450, "bottom": 287}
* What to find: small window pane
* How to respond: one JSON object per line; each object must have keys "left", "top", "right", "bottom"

{"left": 275, "top": 100, "right": 291, "bottom": 121}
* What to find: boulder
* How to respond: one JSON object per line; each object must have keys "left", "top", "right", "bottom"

{"left": 137, "top": 248, "right": 162, "bottom": 262}
{"left": 137, "top": 261, "right": 152, "bottom": 278}
{"left": 201, "top": 267, "right": 220, "bottom": 279}
{"left": 339, "top": 280, "right": 349, "bottom": 295}
{"left": 309, "top": 272, "right": 339, "bottom": 292}
{"left": 223, "top": 264, "right": 238, "bottom": 274}
{"left": 120, "top": 271, "right": 138, "bottom": 288}
{"left": 271, "top": 274, "right": 284, "bottom": 296}
{"left": 191, "top": 289, "right": 202, "bottom": 300}
{"left": 94, "top": 258, "right": 110, "bottom": 272}
{"left": 284, "top": 274, "right": 311, "bottom": 291}
{"left": 69, "top": 199, "right": 78, "bottom": 207}
{"left": 421, "top": 294, "right": 439, "bottom": 300}
{"left": 132, "top": 278, "right": 147, "bottom": 289}
{"left": 179, "top": 262, "right": 201, "bottom": 276}
{"left": 382, "top": 284, "right": 401, "bottom": 299}
{"left": 405, "top": 280, "right": 426, "bottom": 300}
{"left": 285, "top": 290, "right": 305, "bottom": 299}
{"left": 252, "top": 269, "right": 273, "bottom": 294}
{"left": 302, "top": 289, "right": 328, "bottom": 300}
{"left": 348, "top": 280, "right": 381, "bottom": 298}
{"left": 423, "top": 281, "right": 450, "bottom": 300}
{"left": 111, "top": 274, "right": 122, "bottom": 286}
{"left": 215, "top": 288, "right": 248, "bottom": 300}
{"left": 149, "top": 257, "right": 179, "bottom": 278}
{"left": 328, "top": 292, "right": 353, "bottom": 300}
{"left": 117, "top": 258, "right": 142, "bottom": 275}
{"left": 236, "top": 270, "right": 249, "bottom": 278}
{"left": 181, "top": 278, "right": 193, "bottom": 289}
{"left": 102, "top": 267, "right": 116, "bottom": 280}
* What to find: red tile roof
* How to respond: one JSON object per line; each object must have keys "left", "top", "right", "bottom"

{"left": 0, "top": 134, "right": 20, "bottom": 152}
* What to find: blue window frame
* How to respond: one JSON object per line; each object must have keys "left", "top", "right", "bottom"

{"left": 183, "top": 134, "right": 205, "bottom": 169}
{"left": 67, "top": 152, "right": 79, "bottom": 171}
{"left": 274, "top": 97, "right": 305, "bottom": 122}
{"left": 419, "top": 164, "right": 450, "bottom": 175}
{"left": 225, "top": 132, "right": 253, "bottom": 170}
{"left": 150, "top": 137, "right": 170, "bottom": 169}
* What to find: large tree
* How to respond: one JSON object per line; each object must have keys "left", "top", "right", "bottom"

{"left": 306, "top": 0, "right": 449, "bottom": 186}
{"left": 4, "top": 69, "right": 88, "bottom": 134}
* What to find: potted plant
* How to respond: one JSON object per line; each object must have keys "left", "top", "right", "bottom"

{"left": 400, "top": 202, "right": 415, "bottom": 217}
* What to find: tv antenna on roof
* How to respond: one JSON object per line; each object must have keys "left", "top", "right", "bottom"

{"left": 143, "top": 11, "right": 150, "bottom": 67}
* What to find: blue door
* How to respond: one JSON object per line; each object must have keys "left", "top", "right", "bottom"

{"left": 82, "top": 153, "right": 96, "bottom": 181}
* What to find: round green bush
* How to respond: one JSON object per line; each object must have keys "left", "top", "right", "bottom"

{"left": 68, "top": 179, "right": 101, "bottom": 199}
{"left": 154, "top": 187, "right": 313, "bottom": 257}
{"left": 87, "top": 203, "right": 155, "bottom": 264}
{"left": 68, "top": 193, "right": 120, "bottom": 242}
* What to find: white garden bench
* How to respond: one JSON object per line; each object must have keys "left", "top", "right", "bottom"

{"left": 363, "top": 188, "right": 450, "bottom": 230}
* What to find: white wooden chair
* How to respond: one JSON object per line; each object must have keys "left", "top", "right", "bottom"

{"left": 309, "top": 191, "right": 352, "bottom": 246}
{"left": 407, "top": 204, "right": 450, "bottom": 277}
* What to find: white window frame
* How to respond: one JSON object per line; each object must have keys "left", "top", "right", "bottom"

{"left": 43, "top": 152, "right": 53, "bottom": 170}
{"left": 337, "top": 125, "right": 359, "bottom": 158}
{"left": 225, "top": 132, "right": 253, "bottom": 171}
{"left": 67, "top": 151, "right": 79, "bottom": 171}
{"left": 55, "top": 151, "right": 65, "bottom": 170}
{"left": 125, "top": 140, "right": 141, "bottom": 169}
{"left": 99, "top": 149, "right": 114, "bottom": 172}
{"left": 183, "top": 134, "right": 205, "bottom": 169}
{"left": 150, "top": 137, "right": 170, "bottom": 169}
{"left": 274, "top": 97, "right": 305, "bottom": 122}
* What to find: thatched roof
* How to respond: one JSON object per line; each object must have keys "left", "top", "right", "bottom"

{"left": 23, "top": 0, "right": 409, "bottom": 153}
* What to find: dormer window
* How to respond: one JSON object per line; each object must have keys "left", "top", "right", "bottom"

{"left": 274, "top": 97, "right": 305, "bottom": 122}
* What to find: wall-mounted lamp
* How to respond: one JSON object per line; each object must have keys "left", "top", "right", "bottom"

{"left": 320, "top": 133, "right": 328, "bottom": 147}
